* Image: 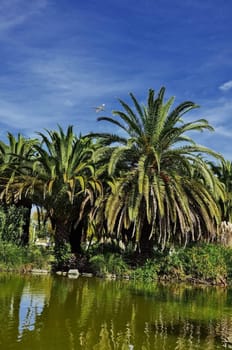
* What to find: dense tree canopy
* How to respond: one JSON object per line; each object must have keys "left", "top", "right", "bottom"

{"left": 0, "top": 87, "right": 229, "bottom": 257}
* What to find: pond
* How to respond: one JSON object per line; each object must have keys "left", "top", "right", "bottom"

{"left": 0, "top": 274, "right": 232, "bottom": 349}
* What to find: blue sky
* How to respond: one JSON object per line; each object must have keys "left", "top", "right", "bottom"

{"left": 0, "top": 0, "right": 232, "bottom": 159}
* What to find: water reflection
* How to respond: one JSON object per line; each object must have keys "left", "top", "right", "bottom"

{"left": 1, "top": 275, "right": 232, "bottom": 349}
{"left": 18, "top": 281, "right": 49, "bottom": 338}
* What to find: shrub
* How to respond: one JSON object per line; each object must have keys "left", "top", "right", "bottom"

{"left": 0, "top": 242, "right": 53, "bottom": 271}
{"left": 25, "top": 245, "right": 53, "bottom": 270}
{"left": 131, "top": 259, "right": 159, "bottom": 282}
{"left": 0, "top": 241, "right": 23, "bottom": 269}
{"left": 89, "top": 253, "right": 128, "bottom": 276}
{"left": 183, "top": 244, "right": 227, "bottom": 282}
{"left": 158, "top": 244, "right": 227, "bottom": 283}
{"left": 159, "top": 248, "right": 186, "bottom": 279}
{"left": 89, "top": 254, "right": 107, "bottom": 275}
{"left": 53, "top": 242, "right": 76, "bottom": 271}
{"left": 222, "top": 247, "right": 232, "bottom": 279}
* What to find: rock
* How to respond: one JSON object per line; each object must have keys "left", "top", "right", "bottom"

{"left": 56, "top": 271, "right": 63, "bottom": 276}
{"left": 82, "top": 273, "right": 93, "bottom": 277}
{"left": 68, "top": 269, "right": 80, "bottom": 278}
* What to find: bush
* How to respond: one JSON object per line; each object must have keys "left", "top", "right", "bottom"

{"left": 130, "top": 259, "right": 159, "bottom": 282}
{"left": 25, "top": 245, "right": 53, "bottom": 270}
{"left": 158, "top": 244, "right": 227, "bottom": 283}
{"left": 0, "top": 241, "right": 23, "bottom": 269}
{"left": 222, "top": 247, "right": 232, "bottom": 279}
{"left": 0, "top": 241, "right": 52, "bottom": 271}
{"left": 159, "top": 248, "right": 186, "bottom": 279}
{"left": 89, "top": 253, "right": 128, "bottom": 276}
{"left": 53, "top": 242, "right": 77, "bottom": 271}
{"left": 183, "top": 244, "right": 227, "bottom": 282}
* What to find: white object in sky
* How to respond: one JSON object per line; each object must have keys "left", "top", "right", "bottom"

{"left": 94, "top": 103, "right": 105, "bottom": 112}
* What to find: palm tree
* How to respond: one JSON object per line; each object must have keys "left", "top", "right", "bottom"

{"left": 210, "top": 159, "right": 232, "bottom": 222}
{"left": 94, "top": 87, "right": 223, "bottom": 253}
{"left": 0, "top": 133, "right": 39, "bottom": 244}
{"left": 27, "top": 125, "right": 102, "bottom": 254}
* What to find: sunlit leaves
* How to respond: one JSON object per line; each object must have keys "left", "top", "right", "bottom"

{"left": 97, "top": 87, "right": 223, "bottom": 250}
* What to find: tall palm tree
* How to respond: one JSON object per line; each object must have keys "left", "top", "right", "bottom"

{"left": 94, "top": 87, "right": 224, "bottom": 253}
{"left": 28, "top": 126, "right": 102, "bottom": 253}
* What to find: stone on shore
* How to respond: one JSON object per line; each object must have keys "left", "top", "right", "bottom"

{"left": 68, "top": 269, "right": 80, "bottom": 278}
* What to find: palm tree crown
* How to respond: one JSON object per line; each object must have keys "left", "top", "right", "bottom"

{"left": 95, "top": 87, "right": 223, "bottom": 251}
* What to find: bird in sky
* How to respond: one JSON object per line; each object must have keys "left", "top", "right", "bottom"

{"left": 93, "top": 103, "right": 105, "bottom": 112}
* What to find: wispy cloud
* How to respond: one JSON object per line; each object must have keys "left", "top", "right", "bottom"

{"left": 215, "top": 126, "right": 232, "bottom": 138}
{"left": 0, "top": 99, "right": 57, "bottom": 134}
{"left": 191, "top": 97, "right": 232, "bottom": 159}
{"left": 200, "top": 98, "right": 232, "bottom": 126}
{"left": 219, "top": 80, "right": 232, "bottom": 91}
{"left": 0, "top": 0, "right": 48, "bottom": 33}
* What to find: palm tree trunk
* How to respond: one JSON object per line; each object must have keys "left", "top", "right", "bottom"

{"left": 70, "top": 222, "right": 82, "bottom": 254}
{"left": 51, "top": 216, "right": 70, "bottom": 247}
{"left": 138, "top": 220, "right": 154, "bottom": 258}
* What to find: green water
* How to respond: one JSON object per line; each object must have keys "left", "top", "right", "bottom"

{"left": 0, "top": 274, "right": 232, "bottom": 349}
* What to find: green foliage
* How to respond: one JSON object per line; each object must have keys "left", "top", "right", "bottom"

{"left": 0, "top": 241, "right": 52, "bottom": 271}
{"left": 26, "top": 245, "right": 53, "bottom": 269}
{"left": 53, "top": 242, "right": 76, "bottom": 271}
{"left": 89, "top": 254, "right": 106, "bottom": 275}
{"left": 159, "top": 244, "right": 228, "bottom": 283}
{"left": 182, "top": 244, "right": 227, "bottom": 281}
{"left": 130, "top": 259, "right": 159, "bottom": 282}
{"left": 210, "top": 159, "right": 232, "bottom": 221}
{"left": 222, "top": 247, "right": 232, "bottom": 279}
{"left": 89, "top": 253, "right": 128, "bottom": 276}
{"left": 87, "top": 244, "right": 232, "bottom": 284}
{"left": 158, "top": 248, "right": 186, "bottom": 279}
{"left": 0, "top": 241, "right": 23, "bottom": 268}
{"left": 0, "top": 205, "right": 27, "bottom": 245}
{"left": 95, "top": 87, "right": 223, "bottom": 251}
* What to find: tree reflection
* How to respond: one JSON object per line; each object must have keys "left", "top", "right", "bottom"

{"left": 0, "top": 274, "right": 25, "bottom": 346}
{"left": 1, "top": 275, "right": 232, "bottom": 349}
{"left": 18, "top": 276, "right": 51, "bottom": 339}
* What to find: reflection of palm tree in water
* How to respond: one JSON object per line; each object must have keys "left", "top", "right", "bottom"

{"left": 19, "top": 279, "right": 232, "bottom": 349}
{"left": 2, "top": 277, "right": 232, "bottom": 349}
{"left": 18, "top": 277, "right": 51, "bottom": 338}
{"left": 0, "top": 275, "right": 25, "bottom": 346}
{"left": 216, "top": 317, "right": 232, "bottom": 348}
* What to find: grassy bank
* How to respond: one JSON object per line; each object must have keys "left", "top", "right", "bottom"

{"left": 1, "top": 241, "right": 232, "bottom": 286}
{"left": 86, "top": 243, "right": 232, "bottom": 286}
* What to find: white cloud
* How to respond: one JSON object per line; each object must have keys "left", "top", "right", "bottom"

{"left": 22, "top": 55, "right": 148, "bottom": 107}
{"left": 219, "top": 80, "right": 232, "bottom": 91}
{"left": 199, "top": 98, "right": 232, "bottom": 125}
